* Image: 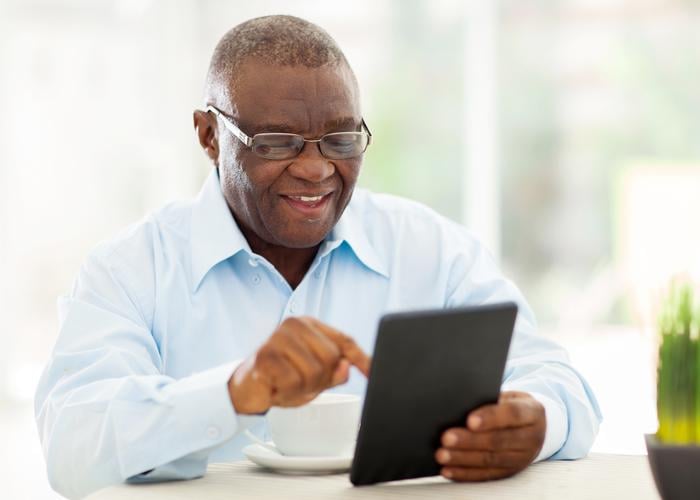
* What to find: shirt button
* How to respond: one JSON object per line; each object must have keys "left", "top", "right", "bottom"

{"left": 289, "top": 301, "right": 297, "bottom": 314}
{"left": 248, "top": 258, "right": 259, "bottom": 267}
{"left": 207, "top": 426, "right": 221, "bottom": 440}
{"left": 313, "top": 270, "right": 322, "bottom": 279}
{"left": 252, "top": 274, "right": 261, "bottom": 285}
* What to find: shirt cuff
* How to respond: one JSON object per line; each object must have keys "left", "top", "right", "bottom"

{"left": 125, "top": 360, "right": 248, "bottom": 479}
{"left": 528, "top": 391, "right": 568, "bottom": 462}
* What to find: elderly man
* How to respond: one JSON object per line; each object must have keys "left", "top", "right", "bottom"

{"left": 35, "top": 15, "right": 601, "bottom": 499}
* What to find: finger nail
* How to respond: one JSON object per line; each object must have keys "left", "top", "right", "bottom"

{"left": 443, "top": 432, "right": 457, "bottom": 446}
{"left": 443, "top": 468, "right": 453, "bottom": 479}
{"left": 469, "top": 415, "right": 482, "bottom": 430}
{"left": 437, "top": 450, "right": 450, "bottom": 463}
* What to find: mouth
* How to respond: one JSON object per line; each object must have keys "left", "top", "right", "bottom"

{"left": 280, "top": 192, "right": 334, "bottom": 219}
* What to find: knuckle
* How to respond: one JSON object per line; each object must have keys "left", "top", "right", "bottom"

{"left": 513, "top": 428, "right": 531, "bottom": 447}
{"left": 482, "top": 450, "right": 498, "bottom": 467}
{"left": 491, "top": 431, "right": 506, "bottom": 449}
{"left": 309, "top": 364, "right": 325, "bottom": 385}
{"left": 269, "top": 329, "right": 288, "bottom": 344}
{"left": 256, "top": 347, "right": 277, "bottom": 366}
{"left": 456, "top": 431, "right": 472, "bottom": 448}
{"left": 509, "top": 402, "right": 524, "bottom": 421}
{"left": 321, "top": 344, "right": 342, "bottom": 365}
{"left": 281, "top": 316, "right": 306, "bottom": 330}
{"left": 308, "top": 335, "right": 341, "bottom": 364}
{"left": 300, "top": 323, "right": 324, "bottom": 341}
{"left": 335, "top": 330, "right": 352, "bottom": 344}
{"left": 279, "top": 370, "right": 303, "bottom": 392}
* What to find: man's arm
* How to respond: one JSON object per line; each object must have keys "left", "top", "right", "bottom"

{"left": 438, "top": 240, "right": 602, "bottom": 480}
{"left": 34, "top": 251, "right": 257, "bottom": 499}
{"left": 35, "top": 249, "right": 372, "bottom": 499}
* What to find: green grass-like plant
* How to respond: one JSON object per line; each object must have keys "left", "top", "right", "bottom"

{"left": 656, "top": 282, "right": 700, "bottom": 444}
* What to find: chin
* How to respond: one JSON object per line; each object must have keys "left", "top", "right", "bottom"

{"left": 274, "top": 222, "right": 333, "bottom": 249}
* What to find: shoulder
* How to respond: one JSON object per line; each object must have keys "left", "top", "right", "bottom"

{"left": 78, "top": 199, "right": 194, "bottom": 305}
{"left": 344, "top": 189, "right": 506, "bottom": 308}
{"left": 73, "top": 199, "right": 195, "bottom": 326}
{"left": 88, "top": 200, "right": 193, "bottom": 269}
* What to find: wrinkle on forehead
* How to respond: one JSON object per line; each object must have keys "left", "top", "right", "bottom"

{"left": 227, "top": 62, "right": 360, "bottom": 135}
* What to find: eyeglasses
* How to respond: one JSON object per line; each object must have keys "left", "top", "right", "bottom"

{"left": 206, "top": 105, "right": 372, "bottom": 160}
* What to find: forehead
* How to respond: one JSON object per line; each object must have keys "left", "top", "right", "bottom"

{"left": 229, "top": 60, "right": 360, "bottom": 133}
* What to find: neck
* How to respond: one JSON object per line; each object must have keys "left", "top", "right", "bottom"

{"left": 237, "top": 220, "right": 320, "bottom": 290}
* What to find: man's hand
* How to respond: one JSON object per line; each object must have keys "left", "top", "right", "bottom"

{"left": 228, "top": 316, "right": 371, "bottom": 414}
{"left": 435, "top": 391, "right": 546, "bottom": 481}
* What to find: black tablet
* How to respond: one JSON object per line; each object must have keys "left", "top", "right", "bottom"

{"left": 350, "top": 301, "right": 518, "bottom": 486}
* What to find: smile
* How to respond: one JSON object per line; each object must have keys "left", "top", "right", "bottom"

{"left": 281, "top": 192, "right": 334, "bottom": 217}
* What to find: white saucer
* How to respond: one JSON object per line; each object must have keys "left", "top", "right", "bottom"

{"left": 243, "top": 443, "right": 353, "bottom": 474}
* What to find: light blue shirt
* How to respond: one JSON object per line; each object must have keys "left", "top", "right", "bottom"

{"left": 35, "top": 169, "right": 601, "bottom": 499}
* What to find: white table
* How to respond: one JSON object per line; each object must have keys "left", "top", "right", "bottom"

{"left": 87, "top": 453, "right": 660, "bottom": 500}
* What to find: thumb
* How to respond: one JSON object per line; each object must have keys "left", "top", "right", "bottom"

{"left": 329, "top": 358, "right": 351, "bottom": 387}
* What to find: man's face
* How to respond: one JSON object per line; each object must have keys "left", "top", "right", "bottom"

{"left": 216, "top": 60, "right": 363, "bottom": 249}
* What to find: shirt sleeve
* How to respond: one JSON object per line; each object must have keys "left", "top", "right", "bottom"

{"left": 446, "top": 239, "right": 602, "bottom": 461}
{"left": 34, "top": 248, "right": 261, "bottom": 500}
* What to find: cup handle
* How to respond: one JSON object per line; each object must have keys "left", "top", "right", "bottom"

{"left": 243, "top": 429, "right": 283, "bottom": 455}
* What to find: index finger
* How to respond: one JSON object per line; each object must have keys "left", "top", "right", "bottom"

{"left": 467, "top": 398, "right": 539, "bottom": 432}
{"left": 301, "top": 317, "right": 371, "bottom": 377}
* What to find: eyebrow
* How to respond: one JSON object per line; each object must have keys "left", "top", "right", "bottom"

{"left": 324, "top": 117, "right": 360, "bottom": 132}
{"left": 249, "top": 117, "right": 360, "bottom": 136}
{"left": 249, "top": 123, "right": 296, "bottom": 135}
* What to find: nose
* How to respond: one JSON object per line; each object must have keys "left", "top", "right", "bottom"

{"left": 286, "top": 140, "right": 335, "bottom": 183}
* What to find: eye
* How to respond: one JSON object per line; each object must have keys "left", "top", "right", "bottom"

{"left": 252, "top": 135, "right": 303, "bottom": 159}
{"left": 325, "top": 135, "right": 358, "bottom": 151}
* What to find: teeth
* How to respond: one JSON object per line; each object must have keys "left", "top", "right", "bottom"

{"left": 292, "top": 195, "right": 324, "bottom": 202}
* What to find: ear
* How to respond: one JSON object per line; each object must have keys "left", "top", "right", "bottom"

{"left": 193, "top": 109, "right": 219, "bottom": 167}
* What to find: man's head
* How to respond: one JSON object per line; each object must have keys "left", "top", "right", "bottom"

{"left": 194, "top": 15, "right": 365, "bottom": 250}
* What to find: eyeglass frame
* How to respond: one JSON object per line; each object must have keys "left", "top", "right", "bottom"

{"left": 205, "top": 105, "right": 372, "bottom": 160}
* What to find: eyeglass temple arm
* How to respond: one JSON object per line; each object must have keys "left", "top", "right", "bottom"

{"left": 205, "top": 105, "right": 253, "bottom": 147}
{"left": 361, "top": 118, "right": 372, "bottom": 145}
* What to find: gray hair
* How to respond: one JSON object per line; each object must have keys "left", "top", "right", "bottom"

{"left": 204, "top": 15, "right": 354, "bottom": 107}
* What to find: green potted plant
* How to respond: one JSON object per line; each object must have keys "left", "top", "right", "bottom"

{"left": 646, "top": 281, "right": 700, "bottom": 500}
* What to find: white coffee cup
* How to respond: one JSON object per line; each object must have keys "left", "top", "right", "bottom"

{"left": 266, "top": 393, "right": 361, "bottom": 457}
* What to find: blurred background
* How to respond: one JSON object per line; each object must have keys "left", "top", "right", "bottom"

{"left": 1, "top": 0, "right": 699, "bottom": 498}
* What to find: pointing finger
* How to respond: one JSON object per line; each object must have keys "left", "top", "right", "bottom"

{"left": 302, "top": 317, "right": 371, "bottom": 376}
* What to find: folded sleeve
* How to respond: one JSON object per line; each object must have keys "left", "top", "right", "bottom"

{"left": 519, "top": 391, "right": 567, "bottom": 462}
{"left": 34, "top": 248, "right": 259, "bottom": 499}
{"left": 446, "top": 239, "right": 602, "bottom": 461}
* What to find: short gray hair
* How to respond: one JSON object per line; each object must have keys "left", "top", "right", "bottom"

{"left": 204, "top": 15, "right": 354, "bottom": 107}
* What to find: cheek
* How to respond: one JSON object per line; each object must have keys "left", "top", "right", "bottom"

{"left": 220, "top": 150, "right": 281, "bottom": 213}
{"left": 221, "top": 138, "right": 245, "bottom": 171}
{"left": 220, "top": 152, "right": 251, "bottom": 195}
{"left": 219, "top": 149, "right": 260, "bottom": 213}
{"left": 337, "top": 161, "right": 361, "bottom": 194}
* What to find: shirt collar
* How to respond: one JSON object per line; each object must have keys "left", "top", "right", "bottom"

{"left": 326, "top": 192, "right": 390, "bottom": 279}
{"left": 190, "top": 171, "right": 389, "bottom": 291}
{"left": 190, "top": 169, "right": 251, "bottom": 291}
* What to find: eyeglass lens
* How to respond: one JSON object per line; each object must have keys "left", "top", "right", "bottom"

{"left": 251, "top": 133, "right": 368, "bottom": 160}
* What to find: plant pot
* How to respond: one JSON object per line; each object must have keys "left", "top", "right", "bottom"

{"left": 645, "top": 434, "right": 700, "bottom": 500}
